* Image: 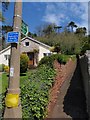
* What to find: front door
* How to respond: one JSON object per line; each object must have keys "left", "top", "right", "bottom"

{"left": 27, "top": 52, "right": 34, "bottom": 66}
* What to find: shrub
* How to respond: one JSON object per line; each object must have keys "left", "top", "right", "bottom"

{"left": 39, "top": 54, "right": 70, "bottom": 68}
{"left": 0, "top": 64, "right": 5, "bottom": 72}
{"left": 39, "top": 54, "right": 58, "bottom": 68}
{"left": 20, "top": 53, "right": 29, "bottom": 73}
{"left": 57, "top": 54, "right": 69, "bottom": 64}
{"left": 21, "top": 65, "right": 56, "bottom": 119}
{"left": 4, "top": 65, "right": 9, "bottom": 73}
{"left": 81, "top": 44, "right": 90, "bottom": 55}
{"left": 0, "top": 92, "right": 6, "bottom": 119}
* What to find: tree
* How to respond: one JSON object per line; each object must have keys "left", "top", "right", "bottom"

{"left": 0, "top": 11, "right": 5, "bottom": 22}
{"left": 27, "top": 32, "right": 37, "bottom": 38}
{"left": 0, "top": 2, "right": 10, "bottom": 50}
{"left": 2, "top": 2, "right": 10, "bottom": 12}
{"left": 67, "top": 21, "right": 77, "bottom": 32}
{"left": 0, "top": 2, "right": 10, "bottom": 21}
{"left": 36, "top": 23, "right": 56, "bottom": 37}
{"left": 75, "top": 27, "right": 87, "bottom": 36}
{"left": 80, "top": 36, "right": 90, "bottom": 54}
{"left": 35, "top": 25, "right": 44, "bottom": 36}
{"left": 54, "top": 44, "right": 61, "bottom": 53}
{"left": 2, "top": 25, "right": 13, "bottom": 34}
{"left": 2, "top": 25, "right": 13, "bottom": 49}
{"left": 54, "top": 26, "right": 62, "bottom": 33}
{"left": 42, "top": 24, "right": 56, "bottom": 36}
{"left": 63, "top": 26, "right": 70, "bottom": 35}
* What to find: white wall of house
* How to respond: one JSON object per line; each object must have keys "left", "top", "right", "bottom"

{"left": 38, "top": 45, "right": 51, "bottom": 61}
{"left": 0, "top": 47, "right": 11, "bottom": 65}
{"left": 20, "top": 38, "right": 39, "bottom": 53}
{"left": 0, "top": 37, "right": 52, "bottom": 66}
{"left": 21, "top": 38, "right": 51, "bottom": 62}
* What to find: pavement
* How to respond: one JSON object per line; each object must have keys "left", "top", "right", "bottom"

{"left": 47, "top": 61, "right": 89, "bottom": 119}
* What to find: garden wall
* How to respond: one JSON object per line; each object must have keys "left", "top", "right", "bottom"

{"left": 47, "top": 59, "right": 76, "bottom": 116}
{"left": 79, "top": 50, "right": 90, "bottom": 119}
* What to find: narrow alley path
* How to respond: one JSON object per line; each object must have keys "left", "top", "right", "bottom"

{"left": 47, "top": 60, "right": 89, "bottom": 119}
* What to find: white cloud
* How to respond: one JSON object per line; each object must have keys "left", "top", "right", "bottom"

{"left": 42, "top": 2, "right": 88, "bottom": 33}
{"left": 42, "top": 14, "right": 59, "bottom": 24}
{"left": 42, "top": 13, "right": 65, "bottom": 25}
{"left": 42, "top": 3, "right": 66, "bottom": 25}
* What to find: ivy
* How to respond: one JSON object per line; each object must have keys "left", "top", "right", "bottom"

{"left": 21, "top": 65, "right": 56, "bottom": 119}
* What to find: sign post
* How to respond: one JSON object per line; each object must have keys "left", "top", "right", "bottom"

{"left": 21, "top": 20, "right": 28, "bottom": 36}
{"left": 4, "top": 1, "right": 22, "bottom": 118}
{"left": 7, "top": 32, "right": 19, "bottom": 43}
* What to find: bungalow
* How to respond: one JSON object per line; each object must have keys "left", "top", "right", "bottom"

{"left": 0, "top": 36, "right": 52, "bottom": 67}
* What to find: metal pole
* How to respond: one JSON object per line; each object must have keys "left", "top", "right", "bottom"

{"left": 4, "top": 0, "right": 22, "bottom": 118}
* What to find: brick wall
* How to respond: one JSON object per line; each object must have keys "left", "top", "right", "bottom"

{"left": 47, "top": 59, "right": 76, "bottom": 115}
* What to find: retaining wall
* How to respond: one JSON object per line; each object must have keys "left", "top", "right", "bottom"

{"left": 47, "top": 59, "right": 76, "bottom": 116}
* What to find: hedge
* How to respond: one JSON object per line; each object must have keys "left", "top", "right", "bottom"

{"left": 39, "top": 54, "right": 70, "bottom": 68}
{"left": 21, "top": 65, "right": 56, "bottom": 119}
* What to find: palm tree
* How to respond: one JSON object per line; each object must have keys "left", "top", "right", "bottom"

{"left": 67, "top": 21, "right": 77, "bottom": 32}
{"left": 54, "top": 26, "right": 62, "bottom": 33}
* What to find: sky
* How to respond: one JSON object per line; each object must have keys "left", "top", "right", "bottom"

{"left": 2, "top": 1, "right": 89, "bottom": 34}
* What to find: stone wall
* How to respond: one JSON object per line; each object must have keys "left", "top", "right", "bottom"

{"left": 79, "top": 50, "right": 90, "bottom": 119}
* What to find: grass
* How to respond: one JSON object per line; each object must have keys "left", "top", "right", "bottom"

{"left": 0, "top": 73, "right": 8, "bottom": 94}
{"left": 0, "top": 69, "right": 36, "bottom": 94}
{"left": 0, "top": 55, "right": 76, "bottom": 94}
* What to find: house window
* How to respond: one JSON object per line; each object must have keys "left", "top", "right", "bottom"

{"left": 43, "top": 53, "right": 47, "bottom": 56}
{"left": 4, "top": 55, "right": 10, "bottom": 60}
{"left": 43, "top": 53, "right": 51, "bottom": 56}
{"left": 4, "top": 55, "right": 7, "bottom": 60}
{"left": 25, "top": 42, "right": 29, "bottom": 46}
{"left": 48, "top": 53, "right": 51, "bottom": 56}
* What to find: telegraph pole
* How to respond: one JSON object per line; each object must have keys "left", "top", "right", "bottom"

{"left": 4, "top": 0, "right": 22, "bottom": 118}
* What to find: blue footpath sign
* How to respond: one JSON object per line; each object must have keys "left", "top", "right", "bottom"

{"left": 7, "top": 32, "right": 19, "bottom": 43}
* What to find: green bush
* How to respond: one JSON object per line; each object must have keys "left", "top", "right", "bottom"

{"left": 39, "top": 54, "right": 57, "bottom": 68}
{"left": 36, "top": 33, "right": 81, "bottom": 55}
{"left": 21, "top": 65, "right": 56, "bottom": 119}
{"left": 0, "top": 92, "right": 6, "bottom": 119}
{"left": 39, "top": 54, "right": 70, "bottom": 68}
{"left": 57, "top": 54, "right": 69, "bottom": 64}
{"left": 0, "top": 64, "right": 5, "bottom": 72}
{"left": 20, "top": 54, "right": 29, "bottom": 73}
{"left": 81, "top": 44, "right": 90, "bottom": 55}
{"left": 4, "top": 65, "right": 9, "bottom": 73}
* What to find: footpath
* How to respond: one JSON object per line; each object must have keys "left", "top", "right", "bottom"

{"left": 46, "top": 60, "right": 88, "bottom": 119}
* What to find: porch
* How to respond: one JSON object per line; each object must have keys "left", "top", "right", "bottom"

{"left": 27, "top": 52, "right": 39, "bottom": 68}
